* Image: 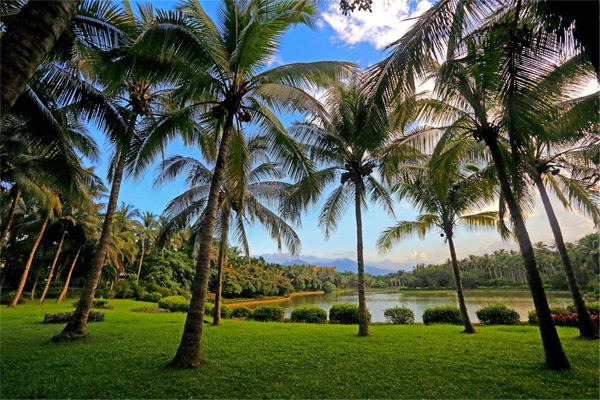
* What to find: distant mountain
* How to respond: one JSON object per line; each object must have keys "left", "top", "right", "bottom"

{"left": 282, "top": 258, "right": 393, "bottom": 276}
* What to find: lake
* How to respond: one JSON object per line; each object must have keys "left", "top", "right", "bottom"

{"left": 248, "top": 289, "right": 573, "bottom": 322}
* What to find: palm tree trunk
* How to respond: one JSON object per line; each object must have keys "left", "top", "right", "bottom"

{"left": 8, "top": 214, "right": 49, "bottom": 307}
{"left": 136, "top": 241, "right": 145, "bottom": 281}
{"left": 486, "top": 138, "right": 569, "bottom": 369}
{"left": 0, "top": 0, "right": 80, "bottom": 119}
{"left": 38, "top": 231, "right": 66, "bottom": 305}
{"left": 168, "top": 113, "right": 234, "bottom": 368}
{"left": 56, "top": 244, "right": 82, "bottom": 304}
{"left": 446, "top": 231, "right": 476, "bottom": 333}
{"left": 214, "top": 209, "right": 230, "bottom": 326}
{"left": 0, "top": 187, "right": 21, "bottom": 249}
{"left": 354, "top": 180, "right": 370, "bottom": 337}
{"left": 29, "top": 246, "right": 48, "bottom": 301}
{"left": 534, "top": 174, "right": 598, "bottom": 338}
{"left": 53, "top": 125, "right": 132, "bottom": 341}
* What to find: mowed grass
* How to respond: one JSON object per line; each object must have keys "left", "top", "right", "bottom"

{"left": 1, "top": 299, "right": 598, "bottom": 399}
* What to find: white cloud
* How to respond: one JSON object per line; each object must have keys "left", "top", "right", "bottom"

{"left": 321, "top": 0, "right": 433, "bottom": 50}
{"left": 316, "top": 18, "right": 325, "bottom": 29}
{"left": 265, "top": 55, "right": 284, "bottom": 67}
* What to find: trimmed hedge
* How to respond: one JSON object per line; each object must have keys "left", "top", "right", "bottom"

{"left": 43, "top": 311, "right": 105, "bottom": 324}
{"left": 566, "top": 301, "right": 599, "bottom": 315}
{"left": 329, "top": 303, "right": 371, "bottom": 325}
{"left": 158, "top": 296, "right": 189, "bottom": 312}
{"left": 231, "top": 306, "right": 253, "bottom": 319}
{"left": 291, "top": 305, "right": 327, "bottom": 324}
{"left": 251, "top": 305, "right": 284, "bottom": 322}
{"left": 383, "top": 306, "right": 414, "bottom": 324}
{"left": 422, "top": 305, "right": 462, "bottom": 325}
{"left": 72, "top": 298, "right": 113, "bottom": 310}
{"left": 476, "top": 303, "right": 520, "bottom": 325}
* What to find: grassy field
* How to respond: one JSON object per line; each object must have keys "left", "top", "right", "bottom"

{"left": 1, "top": 299, "right": 598, "bottom": 399}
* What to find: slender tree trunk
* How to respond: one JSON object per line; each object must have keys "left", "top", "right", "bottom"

{"left": 354, "top": 181, "right": 370, "bottom": 337}
{"left": 38, "top": 231, "right": 66, "bottom": 305}
{"left": 446, "top": 231, "right": 476, "bottom": 333}
{"left": 168, "top": 113, "right": 234, "bottom": 368}
{"left": 136, "top": 241, "right": 145, "bottom": 281}
{"left": 486, "top": 138, "right": 569, "bottom": 369}
{"left": 0, "top": 187, "right": 21, "bottom": 249}
{"left": 29, "top": 246, "right": 48, "bottom": 301}
{"left": 0, "top": 0, "right": 81, "bottom": 119}
{"left": 214, "top": 209, "right": 230, "bottom": 326}
{"left": 53, "top": 121, "right": 133, "bottom": 341}
{"left": 56, "top": 244, "right": 82, "bottom": 304}
{"left": 534, "top": 174, "right": 598, "bottom": 338}
{"left": 8, "top": 214, "right": 49, "bottom": 307}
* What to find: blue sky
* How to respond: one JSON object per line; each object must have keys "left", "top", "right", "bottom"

{"left": 87, "top": 0, "right": 597, "bottom": 271}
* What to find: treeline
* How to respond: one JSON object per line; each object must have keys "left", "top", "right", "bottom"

{"left": 382, "top": 234, "right": 600, "bottom": 293}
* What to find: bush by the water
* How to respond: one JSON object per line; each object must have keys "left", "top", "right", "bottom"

{"left": 566, "top": 301, "right": 599, "bottom": 315}
{"left": 322, "top": 282, "right": 336, "bottom": 293}
{"left": 476, "top": 303, "right": 520, "bottom": 325}
{"left": 329, "top": 303, "right": 371, "bottom": 325}
{"left": 158, "top": 296, "right": 189, "bottom": 312}
{"left": 527, "top": 306, "right": 569, "bottom": 324}
{"left": 130, "top": 307, "right": 172, "bottom": 313}
{"left": 528, "top": 307, "right": 600, "bottom": 327}
{"left": 383, "top": 306, "right": 414, "bottom": 324}
{"left": 251, "top": 305, "right": 284, "bottom": 322}
{"left": 231, "top": 306, "right": 253, "bottom": 319}
{"left": 291, "top": 305, "right": 327, "bottom": 324}
{"left": 72, "top": 298, "right": 113, "bottom": 310}
{"left": 422, "top": 305, "right": 462, "bottom": 325}
{"left": 43, "top": 311, "right": 105, "bottom": 324}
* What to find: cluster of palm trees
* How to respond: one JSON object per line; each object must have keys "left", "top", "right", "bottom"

{"left": 1, "top": 0, "right": 598, "bottom": 371}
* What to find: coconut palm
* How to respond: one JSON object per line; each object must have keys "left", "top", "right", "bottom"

{"left": 134, "top": 212, "right": 159, "bottom": 281}
{"left": 378, "top": 157, "right": 501, "bottom": 334}
{"left": 156, "top": 132, "right": 301, "bottom": 326}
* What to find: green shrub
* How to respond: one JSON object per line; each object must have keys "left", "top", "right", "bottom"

{"left": 131, "top": 307, "right": 172, "bottom": 313}
{"left": 528, "top": 306, "right": 569, "bottom": 325}
{"left": 72, "top": 298, "right": 113, "bottom": 310}
{"left": 220, "top": 304, "right": 233, "bottom": 319}
{"left": 566, "top": 301, "right": 599, "bottom": 315}
{"left": 476, "top": 303, "right": 520, "bottom": 325}
{"left": 322, "top": 282, "right": 336, "bottom": 293}
{"left": 383, "top": 306, "right": 414, "bottom": 324}
{"left": 113, "top": 280, "right": 135, "bottom": 299}
{"left": 0, "top": 292, "right": 26, "bottom": 305}
{"left": 43, "top": 311, "right": 104, "bottom": 324}
{"left": 231, "top": 306, "right": 253, "bottom": 319}
{"left": 329, "top": 303, "right": 371, "bottom": 325}
{"left": 95, "top": 289, "right": 115, "bottom": 299}
{"left": 291, "top": 305, "right": 327, "bottom": 324}
{"left": 140, "top": 292, "right": 163, "bottom": 303}
{"left": 422, "top": 305, "right": 462, "bottom": 325}
{"left": 158, "top": 296, "right": 189, "bottom": 312}
{"left": 251, "top": 305, "right": 284, "bottom": 322}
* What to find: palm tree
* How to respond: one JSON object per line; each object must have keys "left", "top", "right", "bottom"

{"left": 286, "top": 80, "right": 415, "bottom": 336}
{"left": 124, "top": 0, "right": 354, "bottom": 367}
{"left": 37, "top": 217, "right": 72, "bottom": 305}
{"left": 134, "top": 212, "right": 159, "bottom": 281}
{"left": 378, "top": 157, "right": 501, "bottom": 334}
{"left": 156, "top": 133, "right": 301, "bottom": 325}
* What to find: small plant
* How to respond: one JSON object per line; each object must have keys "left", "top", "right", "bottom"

{"left": 43, "top": 311, "right": 104, "bottom": 324}
{"left": 72, "top": 298, "right": 113, "bottom": 310}
{"left": 231, "top": 306, "right": 253, "bottom": 319}
{"left": 251, "top": 305, "right": 284, "bottom": 322}
{"left": 422, "top": 305, "right": 462, "bottom": 325}
{"left": 566, "top": 301, "right": 599, "bottom": 315}
{"left": 158, "top": 296, "right": 189, "bottom": 312}
{"left": 140, "top": 292, "right": 163, "bottom": 303}
{"left": 291, "top": 305, "right": 327, "bottom": 324}
{"left": 131, "top": 307, "right": 172, "bottom": 313}
{"left": 476, "top": 303, "right": 520, "bottom": 325}
{"left": 384, "top": 306, "right": 414, "bottom": 325}
{"left": 528, "top": 306, "right": 569, "bottom": 325}
{"left": 329, "top": 303, "right": 371, "bottom": 325}
{"left": 322, "top": 282, "right": 337, "bottom": 293}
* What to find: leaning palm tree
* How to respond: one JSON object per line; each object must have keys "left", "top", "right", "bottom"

{"left": 125, "top": 0, "right": 354, "bottom": 367}
{"left": 378, "top": 157, "right": 502, "bottom": 334}
{"left": 134, "top": 212, "right": 159, "bottom": 281}
{"left": 156, "top": 132, "right": 301, "bottom": 326}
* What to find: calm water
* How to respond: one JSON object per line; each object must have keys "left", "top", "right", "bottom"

{"left": 248, "top": 290, "right": 573, "bottom": 322}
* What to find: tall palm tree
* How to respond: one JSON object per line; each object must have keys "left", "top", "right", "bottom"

{"left": 125, "top": 0, "right": 354, "bottom": 367}
{"left": 156, "top": 133, "right": 301, "bottom": 325}
{"left": 134, "top": 212, "right": 159, "bottom": 281}
{"left": 378, "top": 157, "right": 501, "bottom": 334}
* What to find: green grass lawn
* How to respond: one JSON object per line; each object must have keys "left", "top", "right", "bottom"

{"left": 1, "top": 299, "right": 598, "bottom": 399}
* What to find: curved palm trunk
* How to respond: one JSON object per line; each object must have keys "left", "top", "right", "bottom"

{"left": 169, "top": 113, "right": 234, "bottom": 368}
{"left": 56, "top": 244, "right": 82, "bottom": 304}
{"left": 214, "top": 208, "right": 230, "bottom": 326}
{"left": 29, "top": 246, "right": 48, "bottom": 301}
{"left": 0, "top": 187, "right": 21, "bottom": 249}
{"left": 486, "top": 138, "right": 569, "bottom": 369}
{"left": 0, "top": 0, "right": 80, "bottom": 119}
{"left": 136, "top": 241, "right": 145, "bottom": 281}
{"left": 354, "top": 181, "right": 370, "bottom": 337}
{"left": 8, "top": 214, "right": 49, "bottom": 307}
{"left": 534, "top": 174, "right": 598, "bottom": 338}
{"left": 446, "top": 231, "right": 476, "bottom": 333}
{"left": 53, "top": 138, "right": 130, "bottom": 341}
{"left": 38, "top": 231, "right": 66, "bottom": 305}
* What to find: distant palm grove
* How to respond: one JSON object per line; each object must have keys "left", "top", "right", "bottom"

{"left": 1, "top": 0, "right": 599, "bottom": 396}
